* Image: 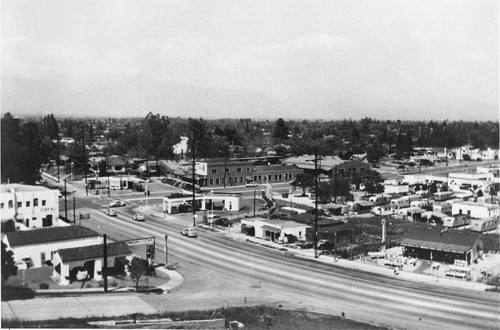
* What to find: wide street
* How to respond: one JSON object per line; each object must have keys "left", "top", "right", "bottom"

{"left": 40, "top": 193, "right": 499, "bottom": 330}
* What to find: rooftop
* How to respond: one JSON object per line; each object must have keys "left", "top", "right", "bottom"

{"left": 1, "top": 184, "right": 52, "bottom": 194}
{"left": 58, "top": 242, "right": 131, "bottom": 262}
{"left": 4, "top": 226, "right": 101, "bottom": 247}
{"left": 400, "top": 227, "right": 481, "bottom": 253}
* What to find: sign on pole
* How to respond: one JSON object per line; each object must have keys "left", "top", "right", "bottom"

{"left": 124, "top": 237, "right": 155, "bottom": 246}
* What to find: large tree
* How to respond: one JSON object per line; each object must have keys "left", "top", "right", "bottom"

{"left": 1, "top": 113, "right": 45, "bottom": 184}
{"left": 273, "top": 118, "right": 289, "bottom": 140}
{"left": 129, "top": 257, "right": 149, "bottom": 291}
{"left": 291, "top": 172, "right": 316, "bottom": 197}
{"left": 2, "top": 242, "right": 18, "bottom": 285}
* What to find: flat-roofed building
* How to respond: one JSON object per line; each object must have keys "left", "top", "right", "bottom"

{"left": 1, "top": 184, "right": 61, "bottom": 230}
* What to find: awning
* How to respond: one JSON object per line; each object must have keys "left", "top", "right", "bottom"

{"left": 261, "top": 225, "right": 281, "bottom": 233}
{"left": 245, "top": 176, "right": 253, "bottom": 181}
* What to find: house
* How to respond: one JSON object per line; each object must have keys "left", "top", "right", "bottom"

{"left": 240, "top": 217, "right": 310, "bottom": 243}
{"left": 451, "top": 201, "right": 500, "bottom": 219}
{"left": 2, "top": 226, "right": 102, "bottom": 268}
{"left": 1, "top": 184, "right": 61, "bottom": 231}
{"left": 51, "top": 241, "right": 131, "bottom": 286}
{"left": 106, "top": 155, "right": 130, "bottom": 174}
{"left": 400, "top": 227, "right": 483, "bottom": 265}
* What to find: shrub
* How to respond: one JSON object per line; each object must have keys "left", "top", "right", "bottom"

{"left": 39, "top": 283, "right": 49, "bottom": 290}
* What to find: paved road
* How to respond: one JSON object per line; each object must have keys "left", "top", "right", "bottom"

{"left": 40, "top": 207, "right": 498, "bottom": 330}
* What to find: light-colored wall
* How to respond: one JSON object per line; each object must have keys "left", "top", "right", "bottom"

{"left": 4, "top": 236, "right": 102, "bottom": 268}
{"left": 1, "top": 187, "right": 60, "bottom": 229}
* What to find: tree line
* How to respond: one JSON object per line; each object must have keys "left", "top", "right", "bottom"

{"left": 1, "top": 112, "right": 498, "bottom": 184}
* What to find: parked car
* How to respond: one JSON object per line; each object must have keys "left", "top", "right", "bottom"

{"left": 207, "top": 214, "right": 221, "bottom": 222}
{"left": 246, "top": 182, "right": 259, "bottom": 187}
{"left": 181, "top": 226, "right": 197, "bottom": 237}
{"left": 214, "top": 217, "right": 231, "bottom": 227}
{"left": 179, "top": 203, "right": 193, "bottom": 213}
{"left": 296, "top": 241, "right": 314, "bottom": 249}
{"left": 105, "top": 209, "right": 117, "bottom": 217}
{"left": 132, "top": 213, "right": 145, "bottom": 221}
{"left": 109, "top": 200, "right": 126, "bottom": 207}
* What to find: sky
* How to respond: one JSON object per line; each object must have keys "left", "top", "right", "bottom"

{"left": 2, "top": 0, "right": 498, "bottom": 121}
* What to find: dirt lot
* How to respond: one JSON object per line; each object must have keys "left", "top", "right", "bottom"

{"left": 2, "top": 305, "right": 388, "bottom": 329}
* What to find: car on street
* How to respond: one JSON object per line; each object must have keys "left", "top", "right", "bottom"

{"left": 245, "top": 182, "right": 259, "bottom": 187}
{"left": 105, "top": 209, "right": 117, "bottom": 217}
{"left": 214, "top": 217, "right": 231, "bottom": 227}
{"left": 109, "top": 200, "right": 126, "bottom": 207}
{"left": 132, "top": 213, "right": 145, "bottom": 221}
{"left": 181, "top": 226, "right": 197, "bottom": 237}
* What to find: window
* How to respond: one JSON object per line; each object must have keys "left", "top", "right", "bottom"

{"left": 209, "top": 178, "right": 214, "bottom": 185}
{"left": 115, "top": 165, "right": 123, "bottom": 171}
{"left": 26, "top": 201, "right": 30, "bottom": 207}
{"left": 254, "top": 176, "right": 257, "bottom": 181}
{"left": 289, "top": 174, "right": 293, "bottom": 180}
{"left": 268, "top": 175, "right": 272, "bottom": 181}
{"left": 41, "top": 252, "right": 46, "bottom": 264}
{"left": 42, "top": 200, "right": 46, "bottom": 206}
{"left": 236, "top": 168, "right": 242, "bottom": 173}
{"left": 0, "top": 203, "right": 3, "bottom": 209}
{"left": 225, "top": 168, "right": 230, "bottom": 173}
{"left": 8, "top": 200, "right": 13, "bottom": 208}
{"left": 215, "top": 178, "right": 220, "bottom": 185}
{"left": 34, "top": 198, "right": 39, "bottom": 206}
{"left": 284, "top": 174, "right": 288, "bottom": 180}
{"left": 247, "top": 167, "right": 250, "bottom": 172}
{"left": 360, "top": 167, "right": 366, "bottom": 172}
{"left": 279, "top": 174, "right": 282, "bottom": 180}
{"left": 240, "top": 177, "right": 244, "bottom": 183}
{"left": 17, "top": 202, "right": 22, "bottom": 208}
{"left": 211, "top": 169, "right": 217, "bottom": 174}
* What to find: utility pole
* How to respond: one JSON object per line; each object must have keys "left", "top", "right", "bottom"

{"left": 64, "top": 179, "right": 68, "bottom": 220}
{"left": 56, "top": 138, "right": 60, "bottom": 182}
{"left": 103, "top": 234, "right": 108, "bottom": 292}
{"left": 164, "top": 234, "right": 169, "bottom": 267}
{"left": 314, "top": 148, "right": 318, "bottom": 259}
{"left": 192, "top": 129, "right": 196, "bottom": 226}
{"left": 82, "top": 127, "right": 88, "bottom": 196}
{"left": 334, "top": 167, "right": 337, "bottom": 204}
{"left": 223, "top": 157, "right": 227, "bottom": 189}
{"left": 73, "top": 197, "right": 76, "bottom": 225}
{"left": 253, "top": 190, "right": 256, "bottom": 217}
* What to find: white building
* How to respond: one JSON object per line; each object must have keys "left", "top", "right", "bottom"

{"left": 447, "top": 172, "right": 493, "bottom": 189}
{"left": 241, "top": 217, "right": 310, "bottom": 242}
{"left": 2, "top": 226, "right": 102, "bottom": 268}
{"left": 1, "top": 184, "right": 61, "bottom": 230}
{"left": 451, "top": 201, "right": 500, "bottom": 219}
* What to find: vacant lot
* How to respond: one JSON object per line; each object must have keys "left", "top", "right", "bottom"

{"left": 3, "top": 305, "right": 388, "bottom": 329}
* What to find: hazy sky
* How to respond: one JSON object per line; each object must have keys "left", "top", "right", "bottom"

{"left": 2, "top": 0, "right": 498, "bottom": 121}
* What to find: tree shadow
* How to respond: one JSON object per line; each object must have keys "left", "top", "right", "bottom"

{"left": 1, "top": 286, "right": 36, "bottom": 301}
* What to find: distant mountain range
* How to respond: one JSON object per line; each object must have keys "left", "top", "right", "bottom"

{"left": 1, "top": 75, "right": 294, "bottom": 119}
